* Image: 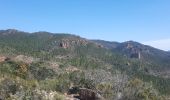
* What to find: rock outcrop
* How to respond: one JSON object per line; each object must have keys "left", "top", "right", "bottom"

{"left": 79, "top": 88, "right": 103, "bottom": 100}
{"left": 0, "top": 56, "right": 9, "bottom": 62}
{"left": 68, "top": 87, "right": 104, "bottom": 100}
{"left": 13, "top": 55, "right": 39, "bottom": 64}
{"left": 130, "top": 51, "right": 141, "bottom": 59}
{"left": 125, "top": 42, "right": 141, "bottom": 59}
{"left": 65, "top": 66, "right": 80, "bottom": 73}
{"left": 59, "top": 39, "right": 88, "bottom": 49}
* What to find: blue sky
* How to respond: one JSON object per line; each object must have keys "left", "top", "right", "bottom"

{"left": 0, "top": 0, "right": 170, "bottom": 50}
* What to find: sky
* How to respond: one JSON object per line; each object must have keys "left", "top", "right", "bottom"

{"left": 0, "top": 0, "right": 170, "bottom": 50}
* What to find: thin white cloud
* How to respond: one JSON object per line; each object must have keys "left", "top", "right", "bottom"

{"left": 143, "top": 39, "right": 170, "bottom": 51}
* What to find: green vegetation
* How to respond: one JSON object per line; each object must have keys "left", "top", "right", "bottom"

{"left": 0, "top": 29, "right": 170, "bottom": 99}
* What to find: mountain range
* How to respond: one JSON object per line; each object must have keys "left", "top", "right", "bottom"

{"left": 0, "top": 29, "right": 170, "bottom": 100}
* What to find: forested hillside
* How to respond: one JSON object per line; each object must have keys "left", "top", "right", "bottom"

{"left": 0, "top": 29, "right": 170, "bottom": 100}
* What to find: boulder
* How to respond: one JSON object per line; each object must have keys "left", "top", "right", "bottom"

{"left": 68, "top": 87, "right": 104, "bottom": 100}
